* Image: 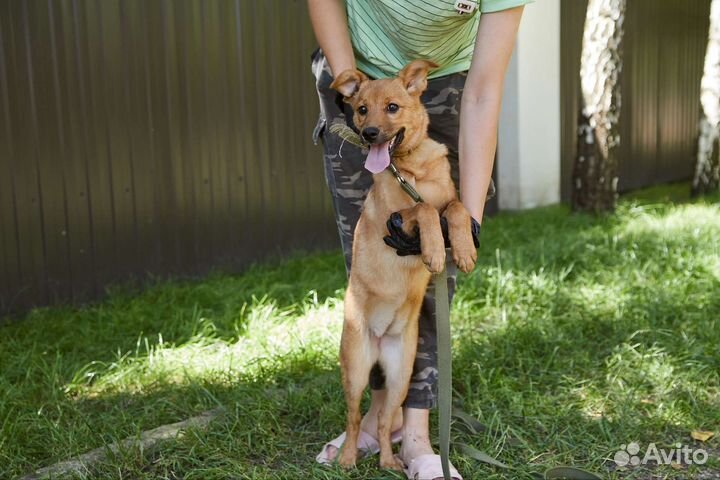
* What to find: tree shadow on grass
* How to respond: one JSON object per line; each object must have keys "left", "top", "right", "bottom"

{"left": 448, "top": 293, "right": 720, "bottom": 479}
{"left": 0, "top": 250, "right": 348, "bottom": 382}
{"left": 4, "top": 193, "right": 720, "bottom": 479}
{"left": 13, "top": 304, "right": 717, "bottom": 479}
{"left": 0, "top": 250, "right": 347, "bottom": 478}
{"left": 10, "top": 274, "right": 719, "bottom": 479}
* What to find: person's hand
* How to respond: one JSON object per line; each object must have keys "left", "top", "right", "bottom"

{"left": 383, "top": 212, "right": 481, "bottom": 256}
{"left": 440, "top": 216, "right": 481, "bottom": 249}
{"left": 383, "top": 212, "right": 421, "bottom": 256}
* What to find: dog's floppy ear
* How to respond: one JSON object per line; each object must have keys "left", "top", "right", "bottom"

{"left": 399, "top": 60, "right": 438, "bottom": 96}
{"left": 331, "top": 69, "right": 369, "bottom": 99}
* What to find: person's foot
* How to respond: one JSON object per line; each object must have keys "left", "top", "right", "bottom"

{"left": 399, "top": 451, "right": 463, "bottom": 480}
{"left": 398, "top": 408, "right": 463, "bottom": 480}
{"left": 399, "top": 432, "right": 463, "bottom": 480}
{"left": 398, "top": 428, "right": 435, "bottom": 462}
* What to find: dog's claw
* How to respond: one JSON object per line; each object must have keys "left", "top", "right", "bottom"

{"left": 423, "top": 250, "right": 445, "bottom": 273}
{"left": 338, "top": 449, "right": 357, "bottom": 469}
{"left": 380, "top": 455, "right": 405, "bottom": 471}
{"left": 453, "top": 248, "right": 477, "bottom": 273}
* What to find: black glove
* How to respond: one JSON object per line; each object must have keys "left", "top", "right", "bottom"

{"left": 471, "top": 216, "right": 481, "bottom": 247}
{"left": 383, "top": 212, "right": 481, "bottom": 256}
{"left": 440, "top": 216, "right": 481, "bottom": 249}
{"left": 383, "top": 212, "right": 421, "bottom": 256}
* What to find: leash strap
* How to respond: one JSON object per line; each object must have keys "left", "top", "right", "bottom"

{"left": 434, "top": 266, "right": 452, "bottom": 480}
{"left": 388, "top": 162, "right": 424, "bottom": 203}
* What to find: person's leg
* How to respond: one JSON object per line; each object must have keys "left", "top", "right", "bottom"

{"left": 400, "top": 73, "right": 466, "bottom": 468}
{"left": 312, "top": 50, "right": 402, "bottom": 461}
{"left": 312, "top": 49, "right": 370, "bottom": 274}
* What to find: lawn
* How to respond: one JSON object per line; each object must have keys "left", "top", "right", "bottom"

{"left": 1, "top": 185, "right": 719, "bottom": 479}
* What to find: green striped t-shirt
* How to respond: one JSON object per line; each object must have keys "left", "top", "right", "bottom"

{"left": 346, "top": 0, "right": 532, "bottom": 79}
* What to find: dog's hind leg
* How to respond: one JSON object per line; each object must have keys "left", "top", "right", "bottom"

{"left": 376, "top": 316, "right": 419, "bottom": 470}
{"left": 338, "top": 291, "right": 379, "bottom": 468}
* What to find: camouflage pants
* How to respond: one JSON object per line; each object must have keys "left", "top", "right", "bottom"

{"left": 312, "top": 50, "right": 464, "bottom": 409}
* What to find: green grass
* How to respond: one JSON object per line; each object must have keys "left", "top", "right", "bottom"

{"left": 1, "top": 185, "right": 719, "bottom": 479}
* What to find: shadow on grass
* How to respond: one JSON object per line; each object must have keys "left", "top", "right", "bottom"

{"left": 17, "top": 283, "right": 718, "bottom": 479}
{"left": 0, "top": 250, "right": 347, "bottom": 371}
{"left": 3, "top": 190, "right": 720, "bottom": 479}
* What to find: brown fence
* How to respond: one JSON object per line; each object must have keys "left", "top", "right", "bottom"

{"left": 0, "top": 0, "right": 336, "bottom": 314}
{"left": 561, "top": 0, "right": 711, "bottom": 199}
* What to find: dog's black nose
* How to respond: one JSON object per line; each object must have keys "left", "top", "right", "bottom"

{"left": 362, "top": 127, "right": 380, "bottom": 142}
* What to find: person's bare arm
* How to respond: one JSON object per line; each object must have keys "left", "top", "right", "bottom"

{"left": 459, "top": 7, "right": 524, "bottom": 222}
{"left": 307, "top": 0, "right": 356, "bottom": 76}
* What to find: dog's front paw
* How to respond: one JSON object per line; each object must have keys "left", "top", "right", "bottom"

{"left": 337, "top": 448, "right": 357, "bottom": 469}
{"left": 422, "top": 247, "right": 446, "bottom": 273}
{"left": 452, "top": 240, "right": 477, "bottom": 273}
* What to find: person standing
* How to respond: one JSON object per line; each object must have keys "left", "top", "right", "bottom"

{"left": 309, "top": 1, "right": 529, "bottom": 478}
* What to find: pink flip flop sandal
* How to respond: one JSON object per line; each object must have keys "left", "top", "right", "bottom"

{"left": 403, "top": 454, "right": 463, "bottom": 480}
{"left": 316, "top": 429, "right": 403, "bottom": 465}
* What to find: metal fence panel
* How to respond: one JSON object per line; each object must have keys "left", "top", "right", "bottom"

{"left": 0, "top": 0, "right": 335, "bottom": 314}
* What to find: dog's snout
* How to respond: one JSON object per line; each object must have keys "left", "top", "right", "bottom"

{"left": 361, "top": 127, "right": 380, "bottom": 142}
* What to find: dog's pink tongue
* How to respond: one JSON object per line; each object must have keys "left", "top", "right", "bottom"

{"left": 365, "top": 141, "right": 391, "bottom": 174}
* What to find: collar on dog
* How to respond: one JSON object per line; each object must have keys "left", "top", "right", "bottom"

{"left": 388, "top": 162, "right": 424, "bottom": 203}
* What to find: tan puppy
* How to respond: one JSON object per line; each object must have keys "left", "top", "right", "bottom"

{"left": 330, "top": 60, "right": 477, "bottom": 471}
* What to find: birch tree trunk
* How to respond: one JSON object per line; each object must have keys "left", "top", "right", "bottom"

{"left": 572, "top": 0, "right": 627, "bottom": 213}
{"left": 692, "top": 0, "right": 720, "bottom": 196}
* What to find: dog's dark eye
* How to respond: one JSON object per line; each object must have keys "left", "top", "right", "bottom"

{"left": 387, "top": 103, "right": 399, "bottom": 113}
{"left": 357, "top": 106, "right": 368, "bottom": 115}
